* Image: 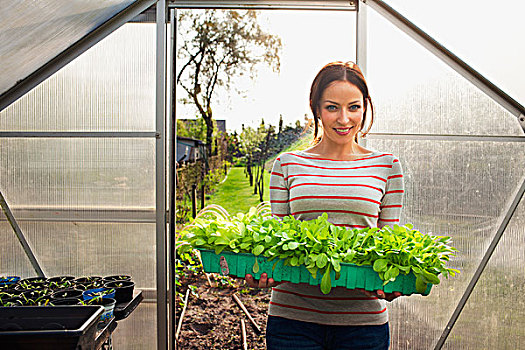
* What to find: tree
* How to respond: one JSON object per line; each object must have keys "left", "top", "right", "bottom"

{"left": 238, "top": 125, "right": 265, "bottom": 186}
{"left": 177, "top": 10, "right": 282, "bottom": 158}
{"left": 176, "top": 118, "right": 207, "bottom": 141}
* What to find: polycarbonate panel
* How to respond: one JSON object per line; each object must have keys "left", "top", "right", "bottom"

{"left": 0, "top": 23, "right": 156, "bottom": 132}
{"left": 443, "top": 198, "right": 525, "bottom": 349}
{"left": 0, "top": 0, "right": 136, "bottom": 97}
{"left": 112, "top": 302, "right": 157, "bottom": 349}
{"left": 385, "top": 0, "right": 525, "bottom": 105}
{"left": 365, "top": 138, "right": 525, "bottom": 349}
{"left": 0, "top": 221, "right": 35, "bottom": 277}
{"left": 0, "top": 138, "right": 155, "bottom": 208}
{"left": 0, "top": 18, "right": 156, "bottom": 346}
{"left": 0, "top": 221, "right": 155, "bottom": 288}
{"left": 367, "top": 8, "right": 523, "bottom": 136}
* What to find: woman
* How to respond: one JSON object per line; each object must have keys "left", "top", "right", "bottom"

{"left": 245, "top": 61, "right": 405, "bottom": 349}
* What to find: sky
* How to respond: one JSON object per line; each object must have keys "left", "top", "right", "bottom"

{"left": 176, "top": 0, "right": 525, "bottom": 133}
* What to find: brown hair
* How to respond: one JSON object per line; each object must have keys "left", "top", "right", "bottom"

{"left": 309, "top": 61, "right": 374, "bottom": 143}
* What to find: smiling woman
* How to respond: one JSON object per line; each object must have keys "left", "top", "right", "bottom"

{"left": 244, "top": 61, "right": 405, "bottom": 350}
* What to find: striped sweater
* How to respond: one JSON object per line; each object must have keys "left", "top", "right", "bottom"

{"left": 268, "top": 150, "right": 405, "bottom": 325}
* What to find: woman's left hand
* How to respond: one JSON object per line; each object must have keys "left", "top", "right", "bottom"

{"left": 356, "top": 288, "right": 402, "bottom": 302}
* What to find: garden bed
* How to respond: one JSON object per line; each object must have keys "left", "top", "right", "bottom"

{"left": 176, "top": 270, "right": 270, "bottom": 350}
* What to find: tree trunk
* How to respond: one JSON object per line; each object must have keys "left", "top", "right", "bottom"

{"left": 204, "top": 116, "right": 214, "bottom": 166}
{"left": 247, "top": 159, "right": 253, "bottom": 186}
{"left": 258, "top": 168, "right": 264, "bottom": 202}
{"left": 253, "top": 164, "right": 259, "bottom": 195}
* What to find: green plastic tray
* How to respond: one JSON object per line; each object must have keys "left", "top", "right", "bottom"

{"left": 199, "top": 249, "right": 431, "bottom": 295}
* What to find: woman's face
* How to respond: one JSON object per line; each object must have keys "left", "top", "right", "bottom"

{"left": 318, "top": 80, "right": 364, "bottom": 147}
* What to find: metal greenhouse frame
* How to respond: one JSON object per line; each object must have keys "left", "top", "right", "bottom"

{"left": 0, "top": 0, "right": 523, "bottom": 349}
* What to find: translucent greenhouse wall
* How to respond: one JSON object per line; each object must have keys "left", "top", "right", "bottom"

{"left": 1, "top": 3, "right": 523, "bottom": 350}
{"left": 0, "top": 23, "right": 157, "bottom": 349}
{"left": 0, "top": 0, "right": 136, "bottom": 97}
{"left": 365, "top": 8, "right": 525, "bottom": 350}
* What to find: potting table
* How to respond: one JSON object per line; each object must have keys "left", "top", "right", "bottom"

{"left": 95, "top": 289, "right": 143, "bottom": 349}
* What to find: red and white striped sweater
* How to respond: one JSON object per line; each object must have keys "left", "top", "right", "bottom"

{"left": 268, "top": 150, "right": 405, "bottom": 325}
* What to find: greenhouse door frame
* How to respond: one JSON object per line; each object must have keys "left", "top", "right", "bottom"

{"left": 0, "top": 0, "right": 522, "bottom": 349}
{"left": 169, "top": 1, "right": 525, "bottom": 350}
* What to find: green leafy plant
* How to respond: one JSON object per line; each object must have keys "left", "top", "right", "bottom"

{"left": 179, "top": 203, "right": 459, "bottom": 294}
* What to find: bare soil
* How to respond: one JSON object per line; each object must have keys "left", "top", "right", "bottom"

{"left": 176, "top": 271, "right": 270, "bottom": 350}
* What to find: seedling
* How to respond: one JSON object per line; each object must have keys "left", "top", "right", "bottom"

{"left": 84, "top": 288, "right": 115, "bottom": 299}
{"left": 180, "top": 204, "right": 459, "bottom": 294}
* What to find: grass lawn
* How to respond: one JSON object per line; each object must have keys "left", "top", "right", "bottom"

{"left": 207, "top": 167, "right": 271, "bottom": 215}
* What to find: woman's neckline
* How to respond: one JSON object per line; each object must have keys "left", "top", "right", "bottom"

{"left": 295, "top": 149, "right": 378, "bottom": 161}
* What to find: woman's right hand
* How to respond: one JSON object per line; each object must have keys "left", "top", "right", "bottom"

{"left": 245, "top": 273, "right": 282, "bottom": 288}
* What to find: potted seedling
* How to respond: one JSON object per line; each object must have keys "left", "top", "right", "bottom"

{"left": 0, "top": 276, "right": 20, "bottom": 286}
{"left": 82, "top": 288, "right": 115, "bottom": 302}
{"left": 20, "top": 289, "right": 51, "bottom": 303}
{"left": 103, "top": 274, "right": 132, "bottom": 283}
{"left": 103, "top": 280, "right": 135, "bottom": 303}
{"left": 15, "top": 277, "right": 47, "bottom": 291}
{"left": 74, "top": 276, "right": 103, "bottom": 284}
{"left": 74, "top": 277, "right": 104, "bottom": 290}
{"left": 0, "top": 291, "right": 16, "bottom": 305}
{"left": 51, "top": 288, "right": 84, "bottom": 301}
{"left": 74, "top": 283, "right": 95, "bottom": 291}
{"left": 85, "top": 296, "right": 116, "bottom": 323}
{"left": 0, "top": 284, "right": 16, "bottom": 293}
{"left": 2, "top": 296, "right": 24, "bottom": 307}
{"left": 19, "top": 290, "right": 52, "bottom": 306}
{"left": 50, "top": 297, "right": 82, "bottom": 306}
{"left": 19, "top": 277, "right": 46, "bottom": 285}
{"left": 47, "top": 276, "right": 75, "bottom": 290}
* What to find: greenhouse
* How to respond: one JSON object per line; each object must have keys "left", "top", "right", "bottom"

{"left": 0, "top": 0, "right": 523, "bottom": 349}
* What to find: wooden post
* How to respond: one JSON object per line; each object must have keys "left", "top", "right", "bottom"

{"left": 240, "top": 319, "right": 248, "bottom": 350}
{"left": 175, "top": 288, "right": 191, "bottom": 341}
{"left": 232, "top": 293, "right": 261, "bottom": 334}
{"left": 191, "top": 184, "right": 197, "bottom": 218}
{"left": 200, "top": 184, "right": 205, "bottom": 210}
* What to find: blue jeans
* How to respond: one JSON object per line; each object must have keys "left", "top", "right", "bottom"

{"left": 266, "top": 316, "right": 390, "bottom": 350}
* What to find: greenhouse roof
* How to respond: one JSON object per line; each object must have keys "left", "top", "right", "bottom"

{"left": 1, "top": 0, "right": 523, "bottom": 127}
{"left": 0, "top": 0, "right": 155, "bottom": 111}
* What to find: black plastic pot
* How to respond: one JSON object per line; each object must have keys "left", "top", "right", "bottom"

{"left": 47, "top": 276, "right": 75, "bottom": 291}
{"left": 19, "top": 277, "right": 47, "bottom": 284}
{"left": 50, "top": 297, "right": 82, "bottom": 306}
{"left": 50, "top": 289, "right": 83, "bottom": 301}
{"left": 5, "top": 289, "right": 24, "bottom": 296}
{"left": 73, "top": 276, "right": 102, "bottom": 285}
{"left": 47, "top": 276, "right": 75, "bottom": 283}
{"left": 73, "top": 283, "right": 92, "bottom": 291}
{"left": 15, "top": 282, "right": 46, "bottom": 291}
{"left": 0, "top": 284, "right": 16, "bottom": 293}
{"left": 19, "top": 290, "right": 52, "bottom": 306}
{"left": 103, "top": 281, "right": 135, "bottom": 303}
{"left": 2, "top": 296, "right": 24, "bottom": 307}
{"left": 0, "top": 292, "right": 13, "bottom": 303}
{"left": 20, "top": 289, "right": 51, "bottom": 299}
{"left": 103, "top": 275, "right": 131, "bottom": 283}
